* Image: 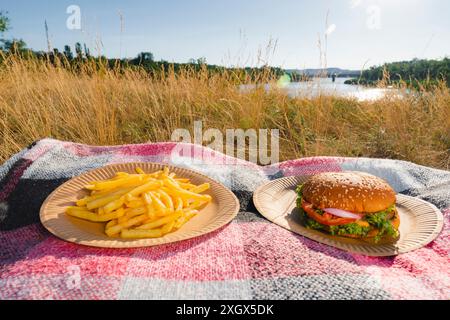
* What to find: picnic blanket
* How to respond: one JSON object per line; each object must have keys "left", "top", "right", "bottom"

{"left": 0, "top": 138, "right": 449, "bottom": 300}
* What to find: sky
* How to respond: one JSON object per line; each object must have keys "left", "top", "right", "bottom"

{"left": 1, "top": 0, "right": 449, "bottom": 70}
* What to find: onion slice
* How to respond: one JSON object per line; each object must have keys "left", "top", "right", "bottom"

{"left": 323, "top": 208, "right": 362, "bottom": 220}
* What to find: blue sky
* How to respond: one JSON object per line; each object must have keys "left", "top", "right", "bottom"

{"left": 1, "top": 0, "right": 449, "bottom": 69}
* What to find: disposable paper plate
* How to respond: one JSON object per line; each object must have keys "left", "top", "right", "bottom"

{"left": 253, "top": 175, "right": 444, "bottom": 256}
{"left": 40, "top": 162, "right": 239, "bottom": 248}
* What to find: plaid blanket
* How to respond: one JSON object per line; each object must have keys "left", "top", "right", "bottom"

{"left": 0, "top": 138, "right": 449, "bottom": 300}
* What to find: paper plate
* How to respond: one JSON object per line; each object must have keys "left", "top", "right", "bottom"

{"left": 40, "top": 162, "right": 239, "bottom": 248}
{"left": 253, "top": 175, "right": 444, "bottom": 256}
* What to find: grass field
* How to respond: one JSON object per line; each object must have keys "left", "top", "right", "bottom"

{"left": 0, "top": 55, "right": 449, "bottom": 170}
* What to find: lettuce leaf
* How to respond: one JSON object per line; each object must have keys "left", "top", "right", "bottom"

{"left": 329, "top": 223, "right": 370, "bottom": 237}
{"left": 296, "top": 184, "right": 324, "bottom": 215}
{"left": 364, "top": 208, "right": 398, "bottom": 242}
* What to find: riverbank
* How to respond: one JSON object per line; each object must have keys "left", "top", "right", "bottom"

{"left": 0, "top": 56, "right": 449, "bottom": 170}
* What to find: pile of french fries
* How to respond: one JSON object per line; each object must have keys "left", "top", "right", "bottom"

{"left": 66, "top": 167, "right": 212, "bottom": 239}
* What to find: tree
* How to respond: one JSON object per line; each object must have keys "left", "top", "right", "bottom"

{"left": 357, "top": 58, "right": 450, "bottom": 87}
{"left": 63, "top": 45, "right": 73, "bottom": 60}
{"left": 1, "top": 39, "right": 27, "bottom": 53}
{"left": 0, "top": 11, "right": 10, "bottom": 33}
{"left": 197, "top": 57, "right": 207, "bottom": 65}
{"left": 0, "top": 11, "right": 27, "bottom": 53}
{"left": 137, "top": 52, "right": 154, "bottom": 63}
{"left": 83, "top": 43, "right": 90, "bottom": 58}
{"left": 75, "top": 42, "right": 83, "bottom": 58}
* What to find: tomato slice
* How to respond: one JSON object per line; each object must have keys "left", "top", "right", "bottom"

{"left": 301, "top": 199, "right": 356, "bottom": 226}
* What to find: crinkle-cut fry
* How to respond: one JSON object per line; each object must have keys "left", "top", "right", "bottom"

{"left": 190, "top": 183, "right": 210, "bottom": 194}
{"left": 103, "top": 197, "right": 125, "bottom": 214}
{"left": 178, "top": 182, "right": 197, "bottom": 190}
{"left": 89, "top": 173, "right": 127, "bottom": 185}
{"left": 174, "top": 197, "right": 183, "bottom": 211}
{"left": 174, "top": 210, "right": 197, "bottom": 229}
{"left": 115, "top": 172, "right": 130, "bottom": 177}
{"left": 76, "top": 198, "right": 89, "bottom": 207}
{"left": 184, "top": 209, "right": 198, "bottom": 218}
{"left": 67, "top": 207, "right": 125, "bottom": 222}
{"left": 117, "top": 214, "right": 128, "bottom": 225}
{"left": 79, "top": 186, "right": 134, "bottom": 207}
{"left": 161, "top": 221, "right": 176, "bottom": 235}
{"left": 157, "top": 189, "right": 174, "bottom": 211}
{"left": 127, "top": 179, "right": 162, "bottom": 197}
{"left": 164, "top": 175, "right": 180, "bottom": 185}
{"left": 146, "top": 205, "right": 156, "bottom": 220}
{"left": 148, "top": 191, "right": 167, "bottom": 215}
{"left": 161, "top": 183, "right": 181, "bottom": 195}
{"left": 173, "top": 216, "right": 186, "bottom": 229}
{"left": 105, "top": 214, "right": 148, "bottom": 237}
{"left": 86, "top": 193, "right": 122, "bottom": 210}
{"left": 87, "top": 185, "right": 137, "bottom": 197}
{"left": 125, "top": 207, "right": 147, "bottom": 218}
{"left": 125, "top": 194, "right": 140, "bottom": 202}
{"left": 121, "top": 228, "right": 163, "bottom": 239}
{"left": 66, "top": 206, "right": 91, "bottom": 213}
{"left": 106, "top": 219, "right": 118, "bottom": 229}
{"left": 187, "top": 200, "right": 209, "bottom": 210}
{"left": 84, "top": 186, "right": 131, "bottom": 201}
{"left": 137, "top": 212, "right": 182, "bottom": 230}
{"left": 173, "top": 210, "right": 197, "bottom": 229}
{"left": 144, "top": 170, "right": 162, "bottom": 179}
{"left": 126, "top": 199, "right": 145, "bottom": 208}
{"left": 178, "top": 189, "right": 211, "bottom": 202}
{"left": 162, "top": 178, "right": 211, "bottom": 201}
{"left": 143, "top": 192, "right": 153, "bottom": 205}
{"left": 87, "top": 175, "right": 144, "bottom": 191}
{"left": 135, "top": 167, "right": 145, "bottom": 174}
{"left": 168, "top": 172, "right": 176, "bottom": 178}
{"left": 183, "top": 198, "right": 193, "bottom": 207}
{"left": 119, "top": 207, "right": 147, "bottom": 224}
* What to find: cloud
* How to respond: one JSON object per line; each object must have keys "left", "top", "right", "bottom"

{"left": 325, "top": 24, "right": 337, "bottom": 35}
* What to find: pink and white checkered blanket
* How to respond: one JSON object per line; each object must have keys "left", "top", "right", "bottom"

{"left": 0, "top": 138, "right": 449, "bottom": 299}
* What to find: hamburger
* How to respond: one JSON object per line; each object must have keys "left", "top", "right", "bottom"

{"left": 296, "top": 171, "right": 400, "bottom": 243}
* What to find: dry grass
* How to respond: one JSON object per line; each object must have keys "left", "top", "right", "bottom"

{"left": 0, "top": 55, "right": 449, "bottom": 170}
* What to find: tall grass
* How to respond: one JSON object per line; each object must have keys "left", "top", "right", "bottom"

{"left": 0, "top": 55, "right": 449, "bottom": 170}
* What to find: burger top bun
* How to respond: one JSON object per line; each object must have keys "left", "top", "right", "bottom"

{"left": 302, "top": 171, "right": 396, "bottom": 213}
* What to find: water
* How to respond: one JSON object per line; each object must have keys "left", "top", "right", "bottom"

{"left": 242, "top": 77, "right": 398, "bottom": 101}
{"left": 282, "top": 77, "right": 395, "bottom": 101}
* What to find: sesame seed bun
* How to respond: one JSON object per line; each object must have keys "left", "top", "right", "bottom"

{"left": 302, "top": 171, "right": 396, "bottom": 213}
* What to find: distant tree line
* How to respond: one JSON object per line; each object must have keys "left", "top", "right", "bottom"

{"left": 345, "top": 58, "right": 450, "bottom": 88}
{"left": 0, "top": 12, "right": 284, "bottom": 83}
{"left": 0, "top": 41, "right": 284, "bottom": 83}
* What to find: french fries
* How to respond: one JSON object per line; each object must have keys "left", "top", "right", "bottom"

{"left": 66, "top": 166, "right": 212, "bottom": 239}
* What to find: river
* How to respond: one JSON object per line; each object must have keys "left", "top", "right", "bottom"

{"left": 281, "top": 77, "right": 398, "bottom": 101}
{"left": 242, "top": 77, "right": 398, "bottom": 101}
